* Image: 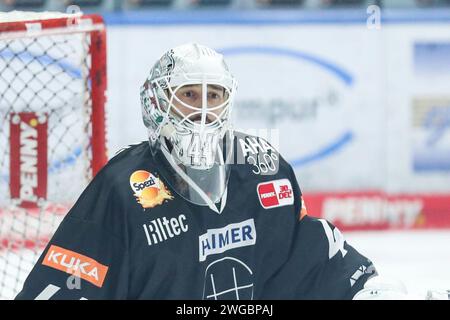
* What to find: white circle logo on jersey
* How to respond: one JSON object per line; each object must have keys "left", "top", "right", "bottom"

{"left": 202, "top": 257, "right": 253, "bottom": 300}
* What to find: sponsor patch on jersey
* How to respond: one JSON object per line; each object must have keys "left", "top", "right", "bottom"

{"left": 129, "top": 170, "right": 173, "bottom": 209}
{"left": 237, "top": 136, "right": 279, "bottom": 176}
{"left": 42, "top": 245, "right": 109, "bottom": 288}
{"left": 142, "top": 214, "right": 189, "bottom": 246}
{"left": 199, "top": 219, "right": 256, "bottom": 262}
{"left": 257, "top": 179, "right": 294, "bottom": 209}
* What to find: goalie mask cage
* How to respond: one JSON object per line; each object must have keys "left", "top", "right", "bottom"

{"left": 0, "top": 12, "right": 107, "bottom": 300}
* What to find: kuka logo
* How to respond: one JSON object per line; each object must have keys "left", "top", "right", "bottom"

{"left": 257, "top": 179, "right": 294, "bottom": 209}
{"left": 129, "top": 170, "right": 173, "bottom": 209}
{"left": 42, "top": 245, "right": 108, "bottom": 288}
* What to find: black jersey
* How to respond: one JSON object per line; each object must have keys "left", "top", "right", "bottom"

{"left": 16, "top": 132, "right": 376, "bottom": 300}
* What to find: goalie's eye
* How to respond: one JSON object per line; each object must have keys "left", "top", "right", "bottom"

{"left": 208, "top": 92, "right": 221, "bottom": 100}
{"left": 174, "top": 87, "right": 200, "bottom": 104}
{"left": 183, "top": 91, "right": 196, "bottom": 99}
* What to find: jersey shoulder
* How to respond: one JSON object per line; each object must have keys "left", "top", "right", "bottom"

{"left": 233, "top": 130, "right": 294, "bottom": 178}
{"left": 96, "top": 141, "right": 153, "bottom": 184}
{"left": 68, "top": 142, "right": 154, "bottom": 216}
{"left": 105, "top": 141, "right": 151, "bottom": 170}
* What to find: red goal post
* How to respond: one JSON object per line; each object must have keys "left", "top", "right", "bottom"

{"left": 0, "top": 12, "right": 108, "bottom": 176}
{"left": 0, "top": 12, "right": 108, "bottom": 300}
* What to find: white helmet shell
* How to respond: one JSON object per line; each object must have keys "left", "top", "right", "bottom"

{"left": 141, "top": 43, "right": 237, "bottom": 163}
{"left": 140, "top": 43, "right": 237, "bottom": 211}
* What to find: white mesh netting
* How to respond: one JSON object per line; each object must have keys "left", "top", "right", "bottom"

{"left": 0, "top": 14, "right": 100, "bottom": 300}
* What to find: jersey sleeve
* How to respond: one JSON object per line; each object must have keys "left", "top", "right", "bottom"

{"left": 15, "top": 169, "right": 129, "bottom": 300}
{"left": 301, "top": 216, "right": 377, "bottom": 299}
{"left": 275, "top": 163, "right": 377, "bottom": 299}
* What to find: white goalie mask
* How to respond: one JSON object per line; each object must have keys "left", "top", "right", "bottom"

{"left": 140, "top": 43, "right": 238, "bottom": 212}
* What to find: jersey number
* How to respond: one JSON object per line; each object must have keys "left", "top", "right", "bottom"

{"left": 35, "top": 284, "right": 87, "bottom": 300}
{"left": 318, "top": 219, "right": 348, "bottom": 259}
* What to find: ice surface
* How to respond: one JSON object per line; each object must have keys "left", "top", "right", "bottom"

{"left": 346, "top": 230, "right": 450, "bottom": 299}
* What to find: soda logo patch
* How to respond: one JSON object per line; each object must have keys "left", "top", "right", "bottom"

{"left": 133, "top": 177, "right": 156, "bottom": 191}
{"left": 42, "top": 245, "right": 108, "bottom": 288}
{"left": 257, "top": 179, "right": 294, "bottom": 209}
{"left": 129, "top": 170, "right": 173, "bottom": 209}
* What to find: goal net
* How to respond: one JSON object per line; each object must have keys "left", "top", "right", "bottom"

{"left": 0, "top": 11, "right": 107, "bottom": 300}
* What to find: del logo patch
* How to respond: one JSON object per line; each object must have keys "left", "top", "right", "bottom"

{"left": 129, "top": 170, "right": 173, "bottom": 209}
{"left": 257, "top": 179, "right": 294, "bottom": 209}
